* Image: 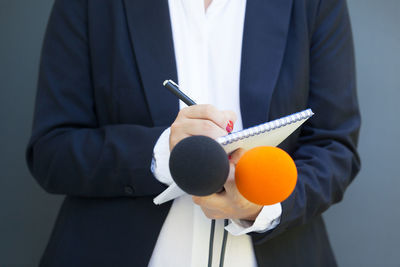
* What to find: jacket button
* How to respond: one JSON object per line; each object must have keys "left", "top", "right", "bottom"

{"left": 124, "top": 186, "right": 135, "bottom": 195}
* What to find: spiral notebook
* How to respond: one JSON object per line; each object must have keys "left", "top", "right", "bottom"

{"left": 153, "top": 109, "right": 314, "bottom": 205}
{"left": 217, "top": 108, "right": 314, "bottom": 154}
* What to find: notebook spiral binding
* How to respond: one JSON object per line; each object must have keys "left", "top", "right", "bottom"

{"left": 217, "top": 109, "right": 314, "bottom": 146}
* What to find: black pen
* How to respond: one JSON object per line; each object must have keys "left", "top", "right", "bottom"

{"left": 163, "top": 79, "right": 234, "bottom": 133}
{"left": 163, "top": 80, "right": 196, "bottom": 106}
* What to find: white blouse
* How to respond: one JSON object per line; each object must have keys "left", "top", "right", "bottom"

{"left": 149, "top": 1, "right": 281, "bottom": 266}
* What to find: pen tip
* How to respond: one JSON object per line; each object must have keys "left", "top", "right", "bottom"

{"left": 163, "top": 80, "right": 169, "bottom": 86}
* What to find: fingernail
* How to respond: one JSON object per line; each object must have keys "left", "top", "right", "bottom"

{"left": 226, "top": 120, "right": 234, "bottom": 133}
{"left": 228, "top": 154, "right": 232, "bottom": 160}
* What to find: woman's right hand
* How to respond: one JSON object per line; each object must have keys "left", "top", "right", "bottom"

{"left": 169, "top": 104, "right": 237, "bottom": 151}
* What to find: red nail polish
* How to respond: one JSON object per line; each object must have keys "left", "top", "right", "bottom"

{"left": 226, "top": 120, "right": 234, "bottom": 133}
{"left": 228, "top": 155, "right": 232, "bottom": 160}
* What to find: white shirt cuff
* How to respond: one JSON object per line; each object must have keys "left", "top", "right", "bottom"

{"left": 151, "top": 127, "right": 174, "bottom": 186}
{"left": 225, "top": 203, "right": 282, "bottom": 236}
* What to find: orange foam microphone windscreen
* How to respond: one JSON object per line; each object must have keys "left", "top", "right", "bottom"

{"left": 235, "top": 146, "right": 297, "bottom": 205}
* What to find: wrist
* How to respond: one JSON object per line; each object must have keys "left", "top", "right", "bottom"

{"left": 152, "top": 128, "right": 174, "bottom": 185}
{"left": 225, "top": 203, "right": 282, "bottom": 236}
{"left": 241, "top": 205, "right": 263, "bottom": 221}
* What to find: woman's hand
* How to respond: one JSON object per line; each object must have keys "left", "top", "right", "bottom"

{"left": 170, "top": 105, "right": 261, "bottom": 220}
{"left": 169, "top": 104, "right": 236, "bottom": 151}
{"left": 192, "top": 148, "right": 263, "bottom": 221}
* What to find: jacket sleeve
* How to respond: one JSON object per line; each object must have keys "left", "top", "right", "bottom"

{"left": 26, "top": 0, "right": 168, "bottom": 198}
{"left": 251, "top": 0, "right": 361, "bottom": 244}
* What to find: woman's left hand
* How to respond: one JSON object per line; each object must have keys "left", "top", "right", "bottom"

{"left": 192, "top": 149, "right": 263, "bottom": 221}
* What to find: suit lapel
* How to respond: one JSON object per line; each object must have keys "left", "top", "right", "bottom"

{"left": 240, "top": 0, "right": 293, "bottom": 128}
{"left": 123, "top": 0, "right": 179, "bottom": 126}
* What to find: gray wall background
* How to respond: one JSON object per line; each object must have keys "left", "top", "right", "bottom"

{"left": 0, "top": 0, "right": 399, "bottom": 266}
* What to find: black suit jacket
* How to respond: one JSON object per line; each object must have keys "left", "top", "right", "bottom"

{"left": 27, "top": 0, "right": 361, "bottom": 266}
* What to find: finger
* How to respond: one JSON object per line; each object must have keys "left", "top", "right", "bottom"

{"left": 193, "top": 194, "right": 232, "bottom": 220}
{"left": 170, "top": 117, "right": 228, "bottom": 150}
{"left": 199, "top": 206, "right": 227, "bottom": 220}
{"left": 192, "top": 193, "right": 228, "bottom": 209}
{"left": 180, "top": 104, "right": 232, "bottom": 131}
{"left": 172, "top": 118, "right": 228, "bottom": 139}
{"left": 223, "top": 163, "right": 238, "bottom": 194}
{"left": 223, "top": 163, "right": 250, "bottom": 205}
{"left": 169, "top": 132, "right": 190, "bottom": 151}
{"left": 229, "top": 148, "right": 246, "bottom": 164}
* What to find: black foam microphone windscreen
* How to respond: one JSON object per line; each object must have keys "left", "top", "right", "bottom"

{"left": 169, "top": 136, "right": 230, "bottom": 196}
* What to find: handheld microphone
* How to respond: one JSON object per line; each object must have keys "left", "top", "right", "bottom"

{"left": 169, "top": 135, "right": 229, "bottom": 196}
{"left": 169, "top": 136, "right": 297, "bottom": 205}
{"left": 235, "top": 146, "right": 297, "bottom": 205}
